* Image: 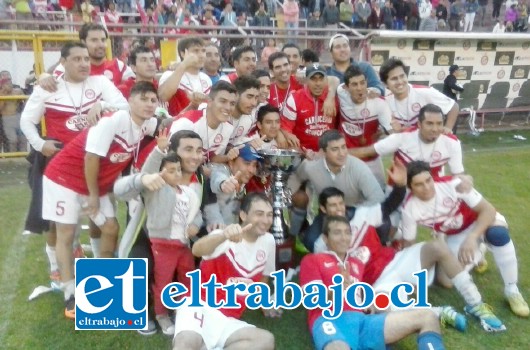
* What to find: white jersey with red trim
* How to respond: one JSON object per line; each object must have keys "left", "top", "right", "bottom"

{"left": 20, "top": 75, "right": 128, "bottom": 152}
{"left": 159, "top": 71, "right": 212, "bottom": 116}
{"left": 400, "top": 178, "right": 482, "bottom": 241}
{"left": 199, "top": 230, "right": 276, "bottom": 319}
{"left": 373, "top": 128, "right": 464, "bottom": 177}
{"left": 385, "top": 84, "right": 455, "bottom": 128}
{"left": 219, "top": 72, "right": 238, "bottom": 84}
{"left": 337, "top": 85, "right": 392, "bottom": 157}
{"left": 170, "top": 109, "right": 233, "bottom": 162}
{"left": 229, "top": 112, "right": 257, "bottom": 146}
{"left": 44, "top": 111, "right": 157, "bottom": 195}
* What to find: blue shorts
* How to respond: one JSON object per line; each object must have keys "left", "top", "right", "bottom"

{"left": 312, "top": 312, "right": 387, "bottom": 350}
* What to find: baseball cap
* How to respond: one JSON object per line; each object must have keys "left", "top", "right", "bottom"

{"left": 238, "top": 144, "right": 263, "bottom": 162}
{"left": 449, "top": 65, "right": 460, "bottom": 73}
{"left": 306, "top": 64, "right": 327, "bottom": 78}
{"left": 328, "top": 33, "right": 349, "bottom": 50}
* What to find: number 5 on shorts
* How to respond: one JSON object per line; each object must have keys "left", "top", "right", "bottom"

{"left": 322, "top": 321, "right": 336, "bottom": 335}
{"left": 56, "top": 201, "right": 65, "bottom": 216}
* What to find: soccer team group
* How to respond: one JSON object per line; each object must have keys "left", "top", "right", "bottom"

{"left": 18, "top": 22, "right": 529, "bottom": 350}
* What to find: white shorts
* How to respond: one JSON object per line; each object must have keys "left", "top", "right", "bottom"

{"left": 42, "top": 176, "right": 115, "bottom": 225}
{"left": 445, "top": 212, "right": 507, "bottom": 263}
{"left": 173, "top": 305, "right": 254, "bottom": 350}
{"left": 373, "top": 242, "right": 435, "bottom": 299}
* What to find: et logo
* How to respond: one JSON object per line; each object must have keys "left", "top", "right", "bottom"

{"left": 75, "top": 259, "right": 148, "bottom": 330}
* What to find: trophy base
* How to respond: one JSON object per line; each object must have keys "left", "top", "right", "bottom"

{"left": 276, "top": 237, "right": 295, "bottom": 271}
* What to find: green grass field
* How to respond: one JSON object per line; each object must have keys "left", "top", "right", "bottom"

{"left": 1, "top": 130, "right": 529, "bottom": 350}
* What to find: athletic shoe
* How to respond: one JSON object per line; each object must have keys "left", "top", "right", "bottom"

{"left": 50, "top": 270, "right": 62, "bottom": 290}
{"left": 440, "top": 306, "right": 467, "bottom": 332}
{"left": 506, "top": 292, "right": 529, "bottom": 317}
{"left": 156, "top": 314, "right": 175, "bottom": 336}
{"left": 64, "top": 296, "right": 75, "bottom": 320}
{"left": 137, "top": 318, "right": 157, "bottom": 336}
{"left": 464, "top": 303, "right": 506, "bottom": 332}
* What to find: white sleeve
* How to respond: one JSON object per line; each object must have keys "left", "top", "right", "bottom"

{"left": 373, "top": 133, "right": 402, "bottom": 156}
{"left": 400, "top": 205, "right": 419, "bottom": 241}
{"left": 423, "top": 87, "right": 455, "bottom": 115}
{"left": 202, "top": 230, "right": 231, "bottom": 260}
{"left": 376, "top": 99, "right": 392, "bottom": 132}
{"left": 447, "top": 138, "right": 464, "bottom": 174}
{"left": 98, "top": 76, "right": 129, "bottom": 111}
{"left": 53, "top": 63, "right": 65, "bottom": 79}
{"left": 457, "top": 187, "right": 483, "bottom": 209}
{"left": 169, "top": 117, "right": 194, "bottom": 136}
{"left": 158, "top": 70, "right": 173, "bottom": 86}
{"left": 118, "top": 60, "right": 135, "bottom": 81}
{"left": 19, "top": 87, "right": 49, "bottom": 151}
{"left": 282, "top": 94, "right": 297, "bottom": 122}
{"left": 85, "top": 114, "right": 119, "bottom": 156}
{"left": 263, "top": 234, "right": 277, "bottom": 276}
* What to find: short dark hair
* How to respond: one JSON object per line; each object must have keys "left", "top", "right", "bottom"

{"left": 344, "top": 65, "right": 365, "bottom": 86}
{"left": 240, "top": 192, "right": 271, "bottom": 213}
{"left": 130, "top": 81, "right": 158, "bottom": 97}
{"left": 177, "top": 38, "right": 204, "bottom": 61}
{"left": 418, "top": 103, "right": 444, "bottom": 123}
{"left": 302, "top": 49, "right": 319, "bottom": 64}
{"left": 209, "top": 80, "right": 238, "bottom": 99}
{"left": 318, "top": 187, "right": 345, "bottom": 208}
{"left": 323, "top": 215, "right": 350, "bottom": 237}
{"left": 232, "top": 45, "right": 256, "bottom": 63}
{"left": 129, "top": 46, "right": 153, "bottom": 66}
{"left": 379, "top": 58, "right": 407, "bottom": 84}
{"left": 257, "top": 104, "right": 280, "bottom": 123}
{"left": 318, "top": 130, "right": 345, "bottom": 151}
{"left": 281, "top": 43, "right": 301, "bottom": 56}
{"left": 169, "top": 130, "right": 202, "bottom": 152}
{"left": 79, "top": 23, "right": 108, "bottom": 41}
{"left": 252, "top": 69, "right": 271, "bottom": 80}
{"left": 268, "top": 51, "right": 289, "bottom": 70}
{"left": 406, "top": 161, "right": 431, "bottom": 188}
{"left": 160, "top": 152, "right": 181, "bottom": 171}
{"left": 233, "top": 76, "right": 261, "bottom": 95}
{"left": 61, "top": 42, "right": 87, "bottom": 59}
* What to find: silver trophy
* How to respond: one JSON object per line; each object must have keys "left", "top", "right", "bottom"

{"left": 258, "top": 149, "right": 302, "bottom": 245}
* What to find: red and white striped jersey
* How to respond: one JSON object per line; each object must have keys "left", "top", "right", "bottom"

{"left": 400, "top": 177, "right": 482, "bottom": 240}
{"left": 385, "top": 84, "right": 455, "bottom": 128}
{"left": 229, "top": 112, "right": 257, "bottom": 146}
{"left": 170, "top": 109, "right": 233, "bottom": 162}
{"left": 374, "top": 128, "right": 464, "bottom": 177}
{"left": 219, "top": 72, "right": 238, "bottom": 84}
{"left": 44, "top": 110, "right": 156, "bottom": 195}
{"left": 199, "top": 230, "right": 276, "bottom": 318}
{"left": 159, "top": 71, "right": 212, "bottom": 116}
{"left": 20, "top": 75, "right": 128, "bottom": 151}
{"left": 337, "top": 85, "right": 392, "bottom": 160}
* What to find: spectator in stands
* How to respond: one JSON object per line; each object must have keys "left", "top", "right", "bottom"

{"left": 516, "top": 0, "right": 528, "bottom": 31}
{"left": 492, "top": 0, "right": 503, "bottom": 20}
{"left": 105, "top": 2, "right": 123, "bottom": 32}
{"left": 393, "top": 0, "right": 407, "bottom": 29}
{"left": 505, "top": 4, "right": 519, "bottom": 26}
{"left": 505, "top": 19, "right": 515, "bottom": 31}
{"left": 492, "top": 19, "right": 506, "bottom": 32}
{"left": 13, "top": 0, "right": 33, "bottom": 29}
{"left": 201, "top": 5, "right": 218, "bottom": 25}
{"left": 322, "top": 0, "right": 340, "bottom": 32}
{"left": 249, "top": 0, "right": 267, "bottom": 15}
{"left": 253, "top": 2, "right": 271, "bottom": 48}
{"left": 449, "top": 0, "right": 464, "bottom": 31}
{"left": 340, "top": 0, "right": 354, "bottom": 27}
{"left": 356, "top": 0, "right": 372, "bottom": 28}
{"left": 436, "top": 0, "right": 448, "bottom": 25}
{"left": 368, "top": 1, "right": 383, "bottom": 28}
{"left": 282, "top": 0, "right": 300, "bottom": 45}
{"left": 463, "top": 0, "right": 479, "bottom": 32}
{"left": 81, "top": 0, "right": 97, "bottom": 23}
{"left": 261, "top": 39, "right": 279, "bottom": 68}
{"left": 308, "top": 10, "right": 325, "bottom": 54}
{"left": 405, "top": 0, "right": 420, "bottom": 30}
{"left": 299, "top": 0, "right": 313, "bottom": 19}
{"left": 266, "top": 0, "right": 277, "bottom": 16}
{"left": 419, "top": 0, "right": 433, "bottom": 21}
{"left": 477, "top": 0, "right": 488, "bottom": 26}
{"left": 220, "top": 2, "right": 237, "bottom": 26}
{"left": 381, "top": 0, "right": 395, "bottom": 29}
{"left": 419, "top": 8, "right": 439, "bottom": 30}
{"left": 232, "top": 0, "right": 249, "bottom": 16}
{"left": 203, "top": 43, "right": 223, "bottom": 85}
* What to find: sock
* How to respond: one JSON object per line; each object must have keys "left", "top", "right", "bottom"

{"left": 451, "top": 270, "right": 481, "bottom": 306}
{"left": 45, "top": 244, "right": 58, "bottom": 272}
{"left": 63, "top": 279, "right": 75, "bottom": 300}
{"left": 417, "top": 331, "right": 445, "bottom": 350}
{"left": 489, "top": 241, "right": 519, "bottom": 296}
{"left": 90, "top": 237, "right": 101, "bottom": 258}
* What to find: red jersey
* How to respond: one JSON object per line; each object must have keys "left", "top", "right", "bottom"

{"left": 54, "top": 59, "right": 133, "bottom": 87}
{"left": 199, "top": 231, "right": 276, "bottom": 318}
{"left": 281, "top": 86, "right": 337, "bottom": 151}
{"left": 44, "top": 111, "right": 157, "bottom": 195}
{"left": 159, "top": 71, "right": 212, "bottom": 116}
{"left": 300, "top": 252, "right": 367, "bottom": 331}
{"left": 219, "top": 72, "right": 238, "bottom": 84}
{"left": 268, "top": 75, "right": 303, "bottom": 112}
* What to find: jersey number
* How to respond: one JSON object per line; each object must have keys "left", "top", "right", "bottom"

{"left": 194, "top": 312, "right": 204, "bottom": 328}
{"left": 56, "top": 201, "right": 65, "bottom": 216}
{"left": 322, "top": 321, "right": 336, "bottom": 335}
